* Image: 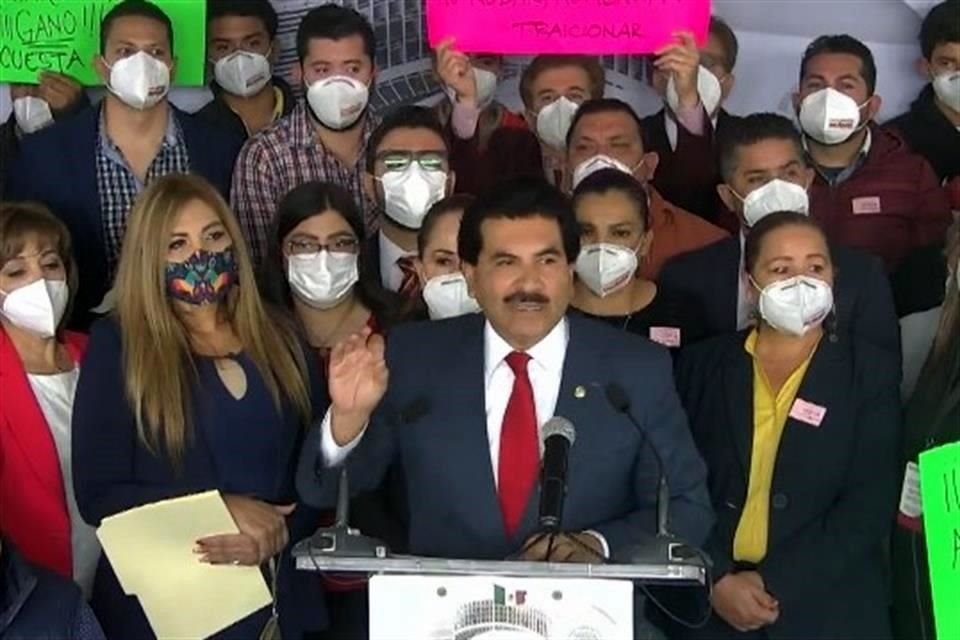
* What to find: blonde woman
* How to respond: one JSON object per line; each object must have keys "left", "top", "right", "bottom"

{"left": 892, "top": 219, "right": 960, "bottom": 640}
{"left": 71, "top": 175, "right": 327, "bottom": 639}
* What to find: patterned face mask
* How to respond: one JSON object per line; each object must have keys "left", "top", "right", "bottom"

{"left": 165, "top": 249, "right": 238, "bottom": 305}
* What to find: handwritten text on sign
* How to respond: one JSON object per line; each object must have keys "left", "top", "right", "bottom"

{"left": 426, "top": 0, "right": 711, "bottom": 55}
{"left": 0, "top": 0, "right": 206, "bottom": 86}
{"left": 919, "top": 442, "right": 960, "bottom": 640}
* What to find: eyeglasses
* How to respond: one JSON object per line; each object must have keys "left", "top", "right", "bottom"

{"left": 285, "top": 236, "right": 359, "bottom": 256}
{"left": 377, "top": 151, "right": 448, "bottom": 173}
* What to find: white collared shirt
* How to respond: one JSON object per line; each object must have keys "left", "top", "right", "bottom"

{"left": 378, "top": 230, "right": 416, "bottom": 293}
{"left": 482, "top": 318, "right": 568, "bottom": 483}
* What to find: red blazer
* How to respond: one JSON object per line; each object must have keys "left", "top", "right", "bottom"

{"left": 0, "top": 326, "right": 87, "bottom": 578}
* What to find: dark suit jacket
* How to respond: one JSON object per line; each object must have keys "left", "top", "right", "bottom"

{"left": 6, "top": 105, "right": 243, "bottom": 328}
{"left": 72, "top": 321, "right": 327, "bottom": 638}
{"left": 675, "top": 331, "right": 900, "bottom": 639}
{"left": 658, "top": 236, "right": 901, "bottom": 358}
{"left": 641, "top": 108, "right": 740, "bottom": 230}
{"left": 298, "top": 313, "right": 714, "bottom": 558}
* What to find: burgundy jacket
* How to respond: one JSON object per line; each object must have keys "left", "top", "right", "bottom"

{"left": 809, "top": 125, "right": 951, "bottom": 272}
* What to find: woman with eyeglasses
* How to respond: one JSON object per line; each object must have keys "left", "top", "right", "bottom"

{"left": 260, "top": 180, "right": 406, "bottom": 639}
{"left": 260, "top": 181, "right": 402, "bottom": 365}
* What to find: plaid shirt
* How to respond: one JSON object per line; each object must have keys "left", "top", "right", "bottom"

{"left": 95, "top": 106, "right": 190, "bottom": 276}
{"left": 231, "top": 101, "right": 378, "bottom": 265}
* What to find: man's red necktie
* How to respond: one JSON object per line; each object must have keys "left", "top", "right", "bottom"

{"left": 395, "top": 256, "right": 421, "bottom": 299}
{"left": 498, "top": 351, "right": 539, "bottom": 537}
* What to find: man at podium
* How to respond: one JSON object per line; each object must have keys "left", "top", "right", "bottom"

{"left": 298, "top": 178, "right": 713, "bottom": 568}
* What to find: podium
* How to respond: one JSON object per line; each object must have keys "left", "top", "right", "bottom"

{"left": 293, "top": 533, "right": 708, "bottom": 639}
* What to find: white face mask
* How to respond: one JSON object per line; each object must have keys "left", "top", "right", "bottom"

{"left": 932, "top": 71, "right": 960, "bottom": 113}
{"left": 735, "top": 179, "right": 810, "bottom": 228}
{"left": 0, "top": 279, "right": 69, "bottom": 338}
{"left": 306, "top": 75, "right": 369, "bottom": 130}
{"left": 287, "top": 251, "right": 359, "bottom": 310}
{"left": 12, "top": 96, "right": 54, "bottom": 134}
{"left": 571, "top": 154, "right": 639, "bottom": 190}
{"left": 755, "top": 275, "right": 833, "bottom": 336}
{"left": 798, "top": 88, "right": 868, "bottom": 145}
{"left": 422, "top": 272, "right": 481, "bottom": 319}
{"left": 447, "top": 67, "right": 498, "bottom": 110}
{"left": 575, "top": 243, "right": 639, "bottom": 298}
{"left": 106, "top": 51, "right": 170, "bottom": 110}
{"left": 666, "top": 65, "right": 723, "bottom": 117}
{"left": 536, "top": 96, "right": 580, "bottom": 149}
{"left": 214, "top": 50, "right": 271, "bottom": 98}
{"left": 379, "top": 164, "right": 448, "bottom": 229}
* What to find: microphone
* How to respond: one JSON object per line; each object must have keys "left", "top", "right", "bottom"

{"left": 604, "top": 383, "right": 671, "bottom": 539}
{"left": 538, "top": 416, "right": 576, "bottom": 532}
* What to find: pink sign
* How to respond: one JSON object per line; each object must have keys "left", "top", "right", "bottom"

{"left": 426, "top": 0, "right": 712, "bottom": 55}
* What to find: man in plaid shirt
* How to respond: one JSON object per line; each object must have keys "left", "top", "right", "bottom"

{"left": 231, "top": 4, "right": 379, "bottom": 266}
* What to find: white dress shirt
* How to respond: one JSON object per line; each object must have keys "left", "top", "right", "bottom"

{"left": 27, "top": 369, "right": 101, "bottom": 599}
{"left": 319, "top": 317, "right": 609, "bottom": 555}
{"left": 378, "top": 230, "right": 416, "bottom": 293}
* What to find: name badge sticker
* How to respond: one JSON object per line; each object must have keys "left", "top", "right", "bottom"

{"left": 789, "top": 398, "right": 827, "bottom": 427}
{"left": 649, "top": 326, "right": 681, "bottom": 348}
{"left": 852, "top": 196, "right": 882, "bottom": 215}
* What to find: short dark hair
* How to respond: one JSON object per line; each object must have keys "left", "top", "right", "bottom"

{"left": 458, "top": 178, "right": 581, "bottom": 266}
{"left": 260, "top": 181, "right": 402, "bottom": 328}
{"left": 101, "top": 0, "right": 174, "bottom": 54}
{"left": 519, "top": 55, "right": 605, "bottom": 110}
{"left": 418, "top": 194, "right": 476, "bottom": 257}
{"left": 572, "top": 169, "right": 650, "bottom": 231}
{"left": 566, "top": 98, "right": 643, "bottom": 148}
{"left": 296, "top": 4, "right": 375, "bottom": 65}
{"left": 743, "top": 210, "right": 828, "bottom": 274}
{"left": 365, "top": 106, "right": 447, "bottom": 173}
{"left": 920, "top": 0, "right": 960, "bottom": 60}
{"left": 800, "top": 34, "right": 877, "bottom": 95}
{"left": 709, "top": 17, "right": 739, "bottom": 73}
{"left": 207, "top": 0, "right": 278, "bottom": 39}
{"left": 718, "top": 113, "right": 806, "bottom": 183}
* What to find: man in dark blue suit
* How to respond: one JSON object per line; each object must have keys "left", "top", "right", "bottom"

{"left": 6, "top": 0, "right": 243, "bottom": 329}
{"left": 659, "top": 113, "right": 900, "bottom": 356}
{"left": 299, "top": 178, "right": 713, "bottom": 566}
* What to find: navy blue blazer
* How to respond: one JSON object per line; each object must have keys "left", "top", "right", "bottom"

{"left": 675, "top": 332, "right": 900, "bottom": 639}
{"left": 5, "top": 105, "right": 243, "bottom": 329}
{"left": 71, "top": 320, "right": 327, "bottom": 639}
{"left": 658, "top": 236, "right": 902, "bottom": 357}
{"left": 298, "top": 313, "right": 714, "bottom": 559}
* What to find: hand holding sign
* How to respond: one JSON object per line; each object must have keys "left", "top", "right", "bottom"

{"left": 37, "top": 71, "right": 84, "bottom": 113}
{"left": 435, "top": 38, "right": 478, "bottom": 107}
{"left": 654, "top": 31, "right": 701, "bottom": 109}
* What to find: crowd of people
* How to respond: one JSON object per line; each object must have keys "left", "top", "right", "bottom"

{"left": 0, "top": 0, "right": 958, "bottom": 639}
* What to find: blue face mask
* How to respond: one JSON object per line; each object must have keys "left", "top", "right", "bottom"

{"left": 165, "top": 249, "right": 238, "bottom": 305}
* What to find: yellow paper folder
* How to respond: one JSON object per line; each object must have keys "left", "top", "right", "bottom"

{"left": 96, "top": 490, "right": 272, "bottom": 639}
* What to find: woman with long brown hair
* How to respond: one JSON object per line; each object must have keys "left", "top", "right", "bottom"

{"left": 71, "top": 175, "right": 327, "bottom": 639}
{"left": 892, "top": 219, "right": 960, "bottom": 640}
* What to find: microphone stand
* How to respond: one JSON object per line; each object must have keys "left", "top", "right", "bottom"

{"left": 306, "top": 466, "right": 389, "bottom": 560}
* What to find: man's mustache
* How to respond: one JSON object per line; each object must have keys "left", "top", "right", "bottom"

{"left": 504, "top": 292, "right": 550, "bottom": 305}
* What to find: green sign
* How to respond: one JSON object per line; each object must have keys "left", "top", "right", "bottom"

{"left": 0, "top": 0, "right": 206, "bottom": 86}
{"left": 919, "top": 441, "right": 960, "bottom": 640}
